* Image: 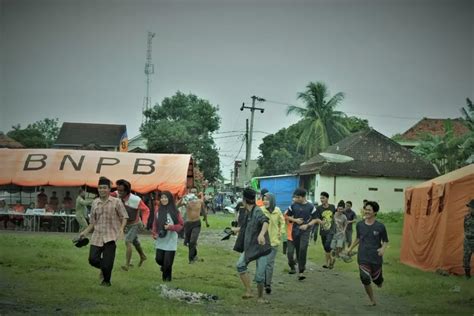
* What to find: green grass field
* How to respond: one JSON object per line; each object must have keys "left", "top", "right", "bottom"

{"left": 0, "top": 213, "right": 472, "bottom": 315}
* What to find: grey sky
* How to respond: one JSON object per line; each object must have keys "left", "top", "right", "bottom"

{"left": 1, "top": 0, "right": 473, "bottom": 179}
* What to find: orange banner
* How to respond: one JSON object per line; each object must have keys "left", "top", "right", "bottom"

{"left": 0, "top": 148, "right": 193, "bottom": 195}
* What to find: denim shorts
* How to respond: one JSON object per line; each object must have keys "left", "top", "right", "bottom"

{"left": 124, "top": 223, "right": 141, "bottom": 242}
{"left": 236, "top": 252, "right": 268, "bottom": 284}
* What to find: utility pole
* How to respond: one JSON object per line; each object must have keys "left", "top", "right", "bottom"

{"left": 240, "top": 95, "right": 265, "bottom": 185}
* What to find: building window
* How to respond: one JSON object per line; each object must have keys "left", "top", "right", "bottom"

{"left": 394, "top": 188, "right": 403, "bottom": 192}
{"left": 368, "top": 187, "right": 378, "bottom": 191}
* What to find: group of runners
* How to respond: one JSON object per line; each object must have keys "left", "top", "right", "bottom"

{"left": 232, "top": 187, "right": 388, "bottom": 305}
{"left": 78, "top": 176, "right": 389, "bottom": 306}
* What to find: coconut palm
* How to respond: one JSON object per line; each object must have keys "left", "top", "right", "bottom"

{"left": 287, "top": 81, "right": 350, "bottom": 158}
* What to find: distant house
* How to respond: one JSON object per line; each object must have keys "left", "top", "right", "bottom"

{"left": 53, "top": 122, "right": 127, "bottom": 152}
{"left": 297, "top": 129, "right": 439, "bottom": 212}
{"left": 128, "top": 134, "right": 148, "bottom": 153}
{"left": 397, "top": 118, "right": 469, "bottom": 149}
{"left": 0, "top": 132, "right": 24, "bottom": 148}
{"left": 234, "top": 159, "right": 258, "bottom": 189}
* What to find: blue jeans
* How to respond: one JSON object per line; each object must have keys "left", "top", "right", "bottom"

{"left": 265, "top": 246, "right": 278, "bottom": 287}
{"left": 236, "top": 252, "right": 268, "bottom": 284}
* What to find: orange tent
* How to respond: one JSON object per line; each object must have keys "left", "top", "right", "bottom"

{"left": 0, "top": 148, "right": 193, "bottom": 196}
{"left": 400, "top": 164, "right": 474, "bottom": 275}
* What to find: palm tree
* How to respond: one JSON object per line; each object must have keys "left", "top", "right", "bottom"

{"left": 287, "top": 81, "right": 350, "bottom": 158}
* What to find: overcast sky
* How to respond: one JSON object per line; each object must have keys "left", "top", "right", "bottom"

{"left": 1, "top": 0, "right": 473, "bottom": 179}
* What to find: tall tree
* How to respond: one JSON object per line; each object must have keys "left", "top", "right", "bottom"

{"left": 29, "top": 118, "right": 60, "bottom": 147}
{"left": 287, "top": 81, "right": 350, "bottom": 158}
{"left": 7, "top": 124, "right": 49, "bottom": 148}
{"left": 413, "top": 120, "right": 467, "bottom": 174}
{"left": 255, "top": 121, "right": 306, "bottom": 176}
{"left": 343, "top": 116, "right": 370, "bottom": 133}
{"left": 141, "top": 91, "right": 221, "bottom": 181}
{"left": 460, "top": 97, "right": 474, "bottom": 160}
{"left": 7, "top": 118, "right": 60, "bottom": 148}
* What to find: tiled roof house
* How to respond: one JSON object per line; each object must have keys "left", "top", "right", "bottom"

{"left": 297, "top": 129, "right": 438, "bottom": 212}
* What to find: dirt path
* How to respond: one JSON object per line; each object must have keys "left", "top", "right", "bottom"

{"left": 200, "top": 230, "right": 412, "bottom": 315}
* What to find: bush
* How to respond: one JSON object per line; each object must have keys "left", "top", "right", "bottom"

{"left": 377, "top": 212, "right": 403, "bottom": 223}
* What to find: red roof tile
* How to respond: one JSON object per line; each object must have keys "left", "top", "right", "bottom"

{"left": 400, "top": 118, "right": 469, "bottom": 140}
{"left": 0, "top": 133, "right": 24, "bottom": 148}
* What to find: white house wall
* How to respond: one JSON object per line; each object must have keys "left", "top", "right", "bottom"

{"left": 314, "top": 175, "right": 425, "bottom": 213}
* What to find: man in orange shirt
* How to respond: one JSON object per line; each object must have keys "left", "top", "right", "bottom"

{"left": 284, "top": 198, "right": 297, "bottom": 274}
{"left": 11, "top": 200, "right": 25, "bottom": 229}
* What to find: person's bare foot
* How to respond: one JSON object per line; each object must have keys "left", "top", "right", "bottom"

{"left": 367, "top": 300, "right": 376, "bottom": 306}
{"left": 121, "top": 265, "right": 129, "bottom": 271}
{"left": 242, "top": 293, "right": 254, "bottom": 299}
{"left": 138, "top": 256, "right": 147, "bottom": 267}
{"left": 257, "top": 298, "right": 269, "bottom": 304}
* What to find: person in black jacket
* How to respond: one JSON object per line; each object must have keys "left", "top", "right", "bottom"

{"left": 232, "top": 188, "right": 270, "bottom": 304}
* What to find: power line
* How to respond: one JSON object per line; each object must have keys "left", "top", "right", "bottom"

{"left": 213, "top": 134, "right": 244, "bottom": 140}
{"left": 263, "top": 98, "right": 424, "bottom": 121}
{"left": 222, "top": 139, "right": 245, "bottom": 167}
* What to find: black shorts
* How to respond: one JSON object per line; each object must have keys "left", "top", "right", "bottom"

{"left": 359, "top": 263, "right": 383, "bottom": 286}
{"left": 321, "top": 233, "right": 333, "bottom": 253}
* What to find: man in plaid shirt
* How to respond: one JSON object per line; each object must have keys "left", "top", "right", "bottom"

{"left": 80, "top": 177, "right": 128, "bottom": 287}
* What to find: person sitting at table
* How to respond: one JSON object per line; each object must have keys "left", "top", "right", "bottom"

{"left": 24, "top": 202, "right": 35, "bottom": 230}
{"left": 62, "top": 191, "right": 74, "bottom": 214}
{"left": 40, "top": 203, "right": 54, "bottom": 231}
{"left": 11, "top": 200, "right": 25, "bottom": 230}
{"left": 0, "top": 198, "right": 9, "bottom": 229}
{"left": 49, "top": 191, "right": 59, "bottom": 212}
{"left": 37, "top": 188, "right": 48, "bottom": 208}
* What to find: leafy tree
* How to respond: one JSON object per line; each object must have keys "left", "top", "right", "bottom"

{"left": 287, "top": 81, "right": 350, "bottom": 158}
{"left": 413, "top": 120, "right": 467, "bottom": 174}
{"left": 343, "top": 116, "right": 370, "bottom": 133}
{"left": 459, "top": 97, "right": 474, "bottom": 160}
{"left": 7, "top": 125, "right": 49, "bottom": 148}
{"left": 255, "top": 121, "right": 306, "bottom": 176}
{"left": 7, "top": 118, "right": 60, "bottom": 148}
{"left": 141, "top": 91, "right": 221, "bottom": 181}
{"left": 29, "top": 118, "right": 60, "bottom": 147}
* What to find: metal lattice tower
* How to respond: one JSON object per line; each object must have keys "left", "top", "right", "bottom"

{"left": 142, "top": 31, "right": 156, "bottom": 123}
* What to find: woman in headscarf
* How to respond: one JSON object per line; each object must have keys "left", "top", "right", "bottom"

{"left": 261, "top": 192, "right": 285, "bottom": 294}
{"left": 152, "top": 191, "right": 183, "bottom": 282}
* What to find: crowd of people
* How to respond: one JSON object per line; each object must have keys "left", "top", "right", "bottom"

{"left": 3, "top": 177, "right": 472, "bottom": 307}
{"left": 0, "top": 188, "right": 79, "bottom": 231}
{"left": 74, "top": 176, "right": 392, "bottom": 306}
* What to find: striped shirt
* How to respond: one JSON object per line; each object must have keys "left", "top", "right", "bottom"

{"left": 90, "top": 196, "right": 128, "bottom": 246}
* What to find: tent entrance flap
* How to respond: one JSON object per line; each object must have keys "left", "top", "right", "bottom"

{"left": 0, "top": 149, "right": 193, "bottom": 195}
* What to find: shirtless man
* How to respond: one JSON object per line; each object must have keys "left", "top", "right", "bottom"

{"left": 182, "top": 188, "right": 209, "bottom": 264}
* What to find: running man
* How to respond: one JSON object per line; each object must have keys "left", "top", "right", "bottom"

{"left": 348, "top": 201, "right": 388, "bottom": 306}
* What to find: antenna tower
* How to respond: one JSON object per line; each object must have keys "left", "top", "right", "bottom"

{"left": 142, "top": 31, "right": 156, "bottom": 123}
